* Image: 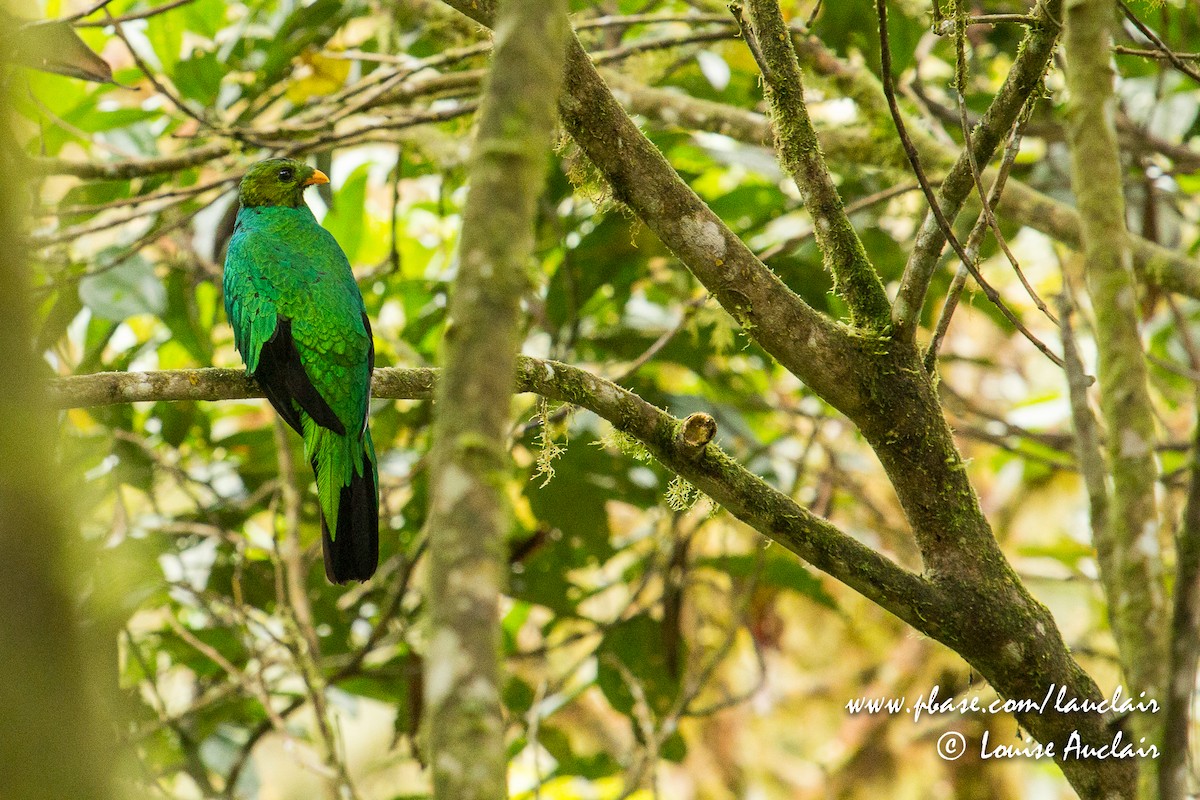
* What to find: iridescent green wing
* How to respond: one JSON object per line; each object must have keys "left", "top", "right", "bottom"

{"left": 224, "top": 208, "right": 371, "bottom": 436}
{"left": 273, "top": 218, "right": 372, "bottom": 437}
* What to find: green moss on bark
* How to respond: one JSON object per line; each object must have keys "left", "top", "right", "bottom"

{"left": 1063, "top": 1, "right": 1167, "bottom": 790}
{"left": 422, "top": 3, "right": 569, "bottom": 799}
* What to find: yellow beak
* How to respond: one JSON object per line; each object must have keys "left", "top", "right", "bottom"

{"left": 304, "top": 169, "right": 330, "bottom": 187}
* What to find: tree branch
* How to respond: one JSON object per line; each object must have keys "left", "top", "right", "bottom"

{"left": 51, "top": 359, "right": 1141, "bottom": 796}
{"left": 1063, "top": 0, "right": 1167, "bottom": 774}
{"left": 874, "top": 0, "right": 1064, "bottom": 369}
{"left": 421, "top": 0, "right": 568, "bottom": 796}
{"left": 1162, "top": 393, "right": 1200, "bottom": 800}
{"left": 48, "top": 363, "right": 936, "bottom": 629}
{"left": 742, "top": 0, "right": 891, "bottom": 329}
{"left": 27, "top": 141, "right": 232, "bottom": 180}
{"left": 605, "top": 70, "right": 1200, "bottom": 302}
{"left": 434, "top": 0, "right": 870, "bottom": 419}
{"left": 1058, "top": 291, "right": 1110, "bottom": 561}
{"left": 891, "top": 0, "right": 1062, "bottom": 331}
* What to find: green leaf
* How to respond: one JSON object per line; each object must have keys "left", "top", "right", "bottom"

{"left": 338, "top": 673, "right": 412, "bottom": 705}
{"left": 813, "top": 0, "right": 924, "bottom": 75}
{"left": 660, "top": 730, "right": 687, "bottom": 763}
{"left": 544, "top": 214, "right": 657, "bottom": 331}
{"left": 173, "top": 51, "right": 224, "bottom": 105}
{"left": 35, "top": 287, "right": 83, "bottom": 352}
{"left": 697, "top": 552, "right": 838, "bottom": 609}
{"left": 254, "top": 0, "right": 357, "bottom": 91}
{"left": 596, "top": 613, "right": 682, "bottom": 718}
{"left": 154, "top": 402, "right": 194, "bottom": 448}
{"left": 145, "top": 4, "right": 185, "bottom": 72}
{"left": 5, "top": 18, "right": 112, "bottom": 82}
{"left": 79, "top": 256, "right": 168, "bottom": 322}
{"left": 501, "top": 599, "right": 533, "bottom": 655}
{"left": 503, "top": 676, "right": 535, "bottom": 716}
{"left": 538, "top": 725, "right": 621, "bottom": 779}
{"left": 180, "top": 0, "right": 228, "bottom": 39}
{"left": 162, "top": 270, "right": 212, "bottom": 364}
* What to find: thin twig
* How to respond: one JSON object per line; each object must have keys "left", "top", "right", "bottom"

{"left": 76, "top": 0, "right": 195, "bottom": 27}
{"left": 34, "top": 190, "right": 203, "bottom": 247}
{"left": 728, "top": 3, "right": 771, "bottom": 80}
{"left": 106, "top": 8, "right": 213, "bottom": 131}
{"left": 952, "top": 12, "right": 1056, "bottom": 326}
{"left": 61, "top": 0, "right": 117, "bottom": 23}
{"left": 933, "top": 14, "right": 1036, "bottom": 34}
{"left": 747, "top": 0, "right": 890, "bottom": 326}
{"left": 1057, "top": 290, "right": 1109, "bottom": 548}
{"left": 611, "top": 295, "right": 708, "bottom": 382}
{"left": 805, "top": 0, "right": 823, "bottom": 29}
{"left": 24, "top": 82, "right": 138, "bottom": 159}
{"left": 51, "top": 174, "right": 236, "bottom": 219}
{"left": 1115, "top": 45, "right": 1200, "bottom": 61}
{"left": 1162, "top": 389, "right": 1200, "bottom": 800}
{"left": 876, "top": 0, "right": 1064, "bottom": 368}
{"left": 592, "top": 27, "right": 739, "bottom": 67}
{"left": 36, "top": 202, "right": 215, "bottom": 294}
{"left": 758, "top": 182, "right": 926, "bottom": 261}
{"left": 924, "top": 110, "right": 1030, "bottom": 371}
{"left": 576, "top": 12, "right": 732, "bottom": 29}
{"left": 1117, "top": 0, "right": 1200, "bottom": 85}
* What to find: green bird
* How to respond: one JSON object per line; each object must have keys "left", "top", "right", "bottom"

{"left": 224, "top": 158, "right": 378, "bottom": 583}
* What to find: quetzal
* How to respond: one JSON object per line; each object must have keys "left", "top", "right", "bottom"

{"left": 223, "top": 158, "right": 378, "bottom": 583}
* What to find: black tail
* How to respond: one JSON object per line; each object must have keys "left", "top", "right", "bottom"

{"left": 319, "top": 457, "right": 379, "bottom": 584}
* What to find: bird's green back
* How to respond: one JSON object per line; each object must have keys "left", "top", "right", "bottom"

{"left": 224, "top": 204, "right": 372, "bottom": 438}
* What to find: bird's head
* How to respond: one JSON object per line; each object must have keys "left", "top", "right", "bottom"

{"left": 237, "top": 158, "right": 329, "bottom": 209}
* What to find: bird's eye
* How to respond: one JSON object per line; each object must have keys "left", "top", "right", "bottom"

{"left": 278, "top": 168, "right": 294, "bottom": 182}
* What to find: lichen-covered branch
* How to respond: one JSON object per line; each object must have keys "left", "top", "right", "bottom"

{"left": 51, "top": 367, "right": 268, "bottom": 406}
{"left": 421, "top": 0, "right": 567, "bottom": 797}
{"left": 423, "top": 7, "right": 1141, "bottom": 796}
{"left": 434, "top": 0, "right": 872, "bottom": 419}
{"left": 891, "top": 0, "right": 1063, "bottom": 331}
{"left": 1063, "top": 0, "right": 1166, "bottom": 781}
{"left": 1059, "top": 294, "right": 1109, "bottom": 552}
{"left": 606, "top": 71, "right": 1200, "bottom": 301}
{"left": 743, "top": 0, "right": 890, "bottom": 329}
{"left": 48, "top": 363, "right": 935, "bottom": 625}
{"left": 994, "top": 178, "right": 1200, "bottom": 300}
{"left": 513, "top": 359, "right": 939, "bottom": 627}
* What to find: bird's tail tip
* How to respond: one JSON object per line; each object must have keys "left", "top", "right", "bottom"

{"left": 320, "top": 460, "right": 379, "bottom": 584}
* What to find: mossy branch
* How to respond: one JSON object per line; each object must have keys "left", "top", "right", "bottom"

{"left": 421, "top": 0, "right": 569, "bottom": 797}
{"left": 1162, "top": 397, "right": 1200, "bottom": 800}
{"left": 1058, "top": 294, "right": 1109, "bottom": 551}
{"left": 886, "top": 0, "right": 1063, "bottom": 331}
{"left": 742, "top": 0, "right": 891, "bottom": 330}
{"left": 49, "top": 362, "right": 935, "bottom": 626}
{"left": 605, "top": 70, "right": 1200, "bottom": 302}
{"left": 1063, "top": 0, "right": 1167, "bottom": 782}
{"left": 435, "top": 0, "right": 873, "bottom": 418}
{"left": 50, "top": 359, "right": 1139, "bottom": 796}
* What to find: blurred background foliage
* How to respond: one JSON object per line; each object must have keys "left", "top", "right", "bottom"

{"left": 18, "top": 0, "right": 1200, "bottom": 797}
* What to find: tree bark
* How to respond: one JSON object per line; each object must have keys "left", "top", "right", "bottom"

{"left": 420, "top": 1, "right": 568, "bottom": 798}
{"left": 1063, "top": 2, "right": 1167, "bottom": 794}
